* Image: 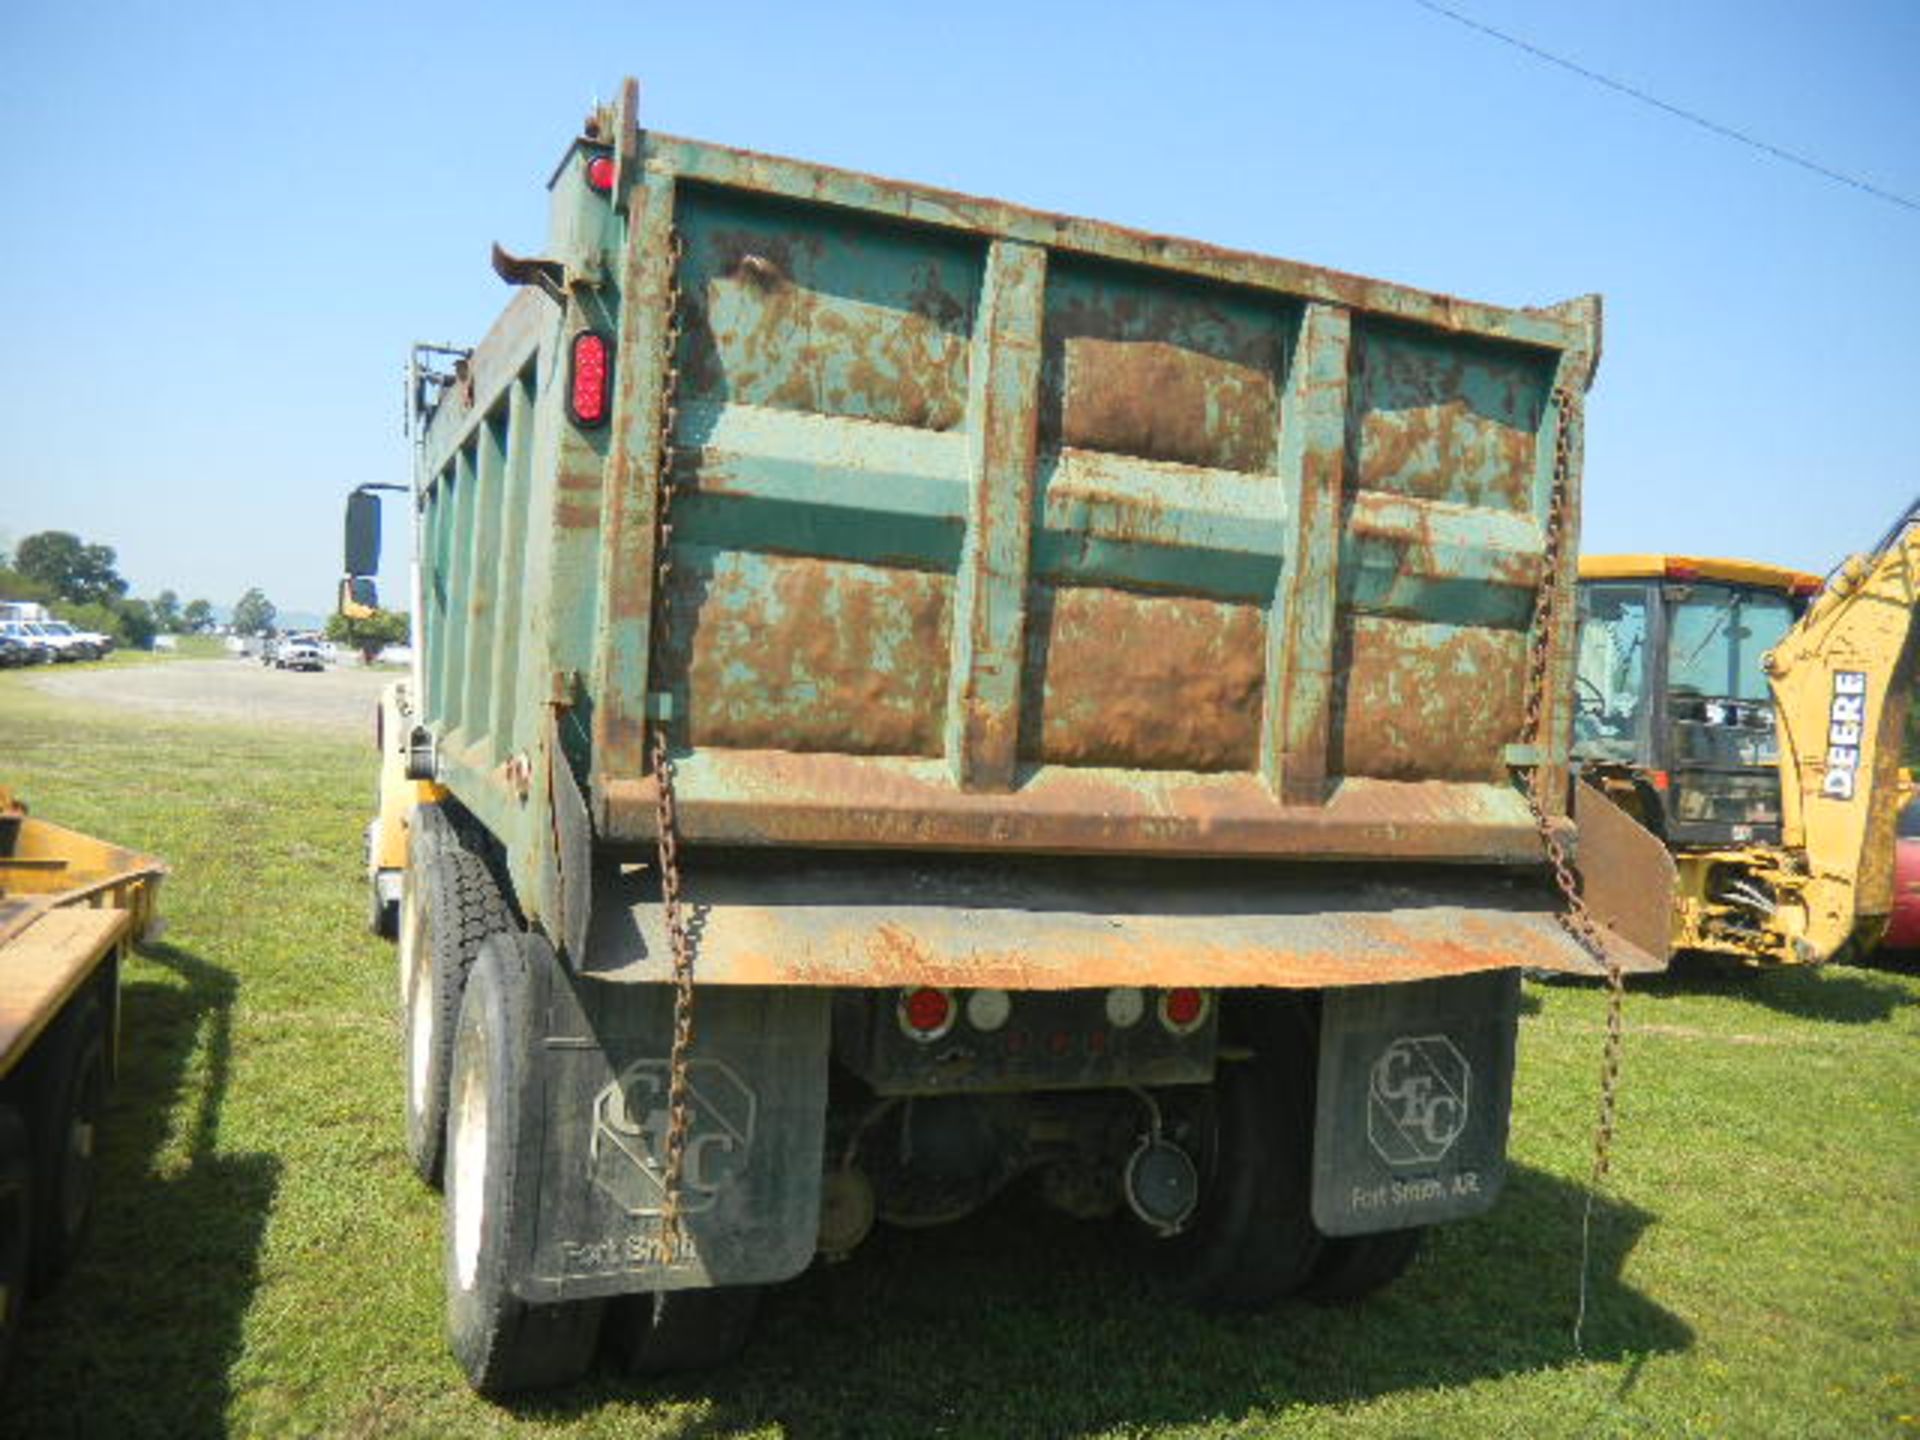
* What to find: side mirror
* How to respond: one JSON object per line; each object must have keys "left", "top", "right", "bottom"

{"left": 338, "top": 576, "right": 379, "bottom": 618}
{"left": 344, "top": 490, "right": 383, "bottom": 577}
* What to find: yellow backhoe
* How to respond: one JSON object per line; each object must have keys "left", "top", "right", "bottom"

{"left": 1575, "top": 499, "right": 1919, "bottom": 965}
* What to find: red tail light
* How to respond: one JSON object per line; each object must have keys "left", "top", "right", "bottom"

{"left": 1160, "top": 987, "right": 1208, "bottom": 1034}
{"left": 585, "top": 153, "right": 616, "bottom": 193}
{"left": 898, "top": 986, "right": 955, "bottom": 1041}
{"left": 569, "top": 330, "right": 610, "bottom": 427}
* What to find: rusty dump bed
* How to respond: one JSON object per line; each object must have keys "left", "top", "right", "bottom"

{"left": 0, "top": 799, "right": 164, "bottom": 1076}
{"left": 410, "top": 87, "right": 1625, "bottom": 982}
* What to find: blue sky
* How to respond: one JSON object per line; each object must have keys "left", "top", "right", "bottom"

{"left": 2, "top": 0, "right": 1914, "bottom": 615}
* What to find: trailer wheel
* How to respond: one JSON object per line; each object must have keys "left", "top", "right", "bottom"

{"left": 0, "top": 1107, "right": 31, "bottom": 1382}
{"left": 1151, "top": 995, "right": 1322, "bottom": 1309}
{"left": 403, "top": 804, "right": 517, "bottom": 1187}
{"left": 605, "top": 1285, "right": 762, "bottom": 1376}
{"left": 1299, "top": 1227, "right": 1425, "bottom": 1304}
{"left": 445, "top": 933, "right": 602, "bottom": 1395}
{"left": 26, "top": 993, "right": 106, "bottom": 1293}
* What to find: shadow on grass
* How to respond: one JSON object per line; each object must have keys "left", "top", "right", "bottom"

{"left": 520, "top": 1163, "right": 1687, "bottom": 1437}
{"left": 1859, "top": 944, "right": 1920, "bottom": 977}
{"left": 2, "top": 942, "right": 278, "bottom": 1440}
{"left": 1638, "top": 951, "right": 1916, "bottom": 1025}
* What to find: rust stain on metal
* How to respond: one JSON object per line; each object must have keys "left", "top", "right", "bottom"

{"left": 606, "top": 900, "right": 1637, "bottom": 991}
{"left": 1056, "top": 337, "right": 1276, "bottom": 473}
{"left": 678, "top": 221, "right": 973, "bottom": 432}
{"left": 1039, "top": 271, "right": 1286, "bottom": 475}
{"left": 663, "top": 552, "right": 952, "bottom": 757}
{"left": 598, "top": 755, "right": 1543, "bottom": 863}
{"left": 1350, "top": 323, "right": 1547, "bottom": 514}
{"left": 1020, "top": 584, "right": 1264, "bottom": 772}
{"left": 1330, "top": 617, "right": 1526, "bottom": 783}
{"left": 651, "top": 129, "right": 1589, "bottom": 352}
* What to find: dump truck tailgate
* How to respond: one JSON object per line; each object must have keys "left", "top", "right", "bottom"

{"left": 417, "top": 125, "right": 1597, "bottom": 873}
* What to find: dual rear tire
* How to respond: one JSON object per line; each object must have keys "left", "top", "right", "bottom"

{"left": 442, "top": 932, "right": 757, "bottom": 1395}
{"left": 400, "top": 805, "right": 516, "bottom": 1187}
{"left": 1153, "top": 993, "right": 1423, "bottom": 1309}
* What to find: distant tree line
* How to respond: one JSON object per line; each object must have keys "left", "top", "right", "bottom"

{"left": 2, "top": 528, "right": 280, "bottom": 650}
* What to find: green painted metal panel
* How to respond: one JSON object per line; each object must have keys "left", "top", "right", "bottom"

{"left": 412, "top": 100, "right": 1602, "bottom": 878}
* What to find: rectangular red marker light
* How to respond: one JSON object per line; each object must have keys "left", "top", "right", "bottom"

{"left": 569, "top": 330, "right": 610, "bottom": 427}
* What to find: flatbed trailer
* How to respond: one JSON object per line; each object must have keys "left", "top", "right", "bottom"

{"left": 0, "top": 789, "right": 164, "bottom": 1379}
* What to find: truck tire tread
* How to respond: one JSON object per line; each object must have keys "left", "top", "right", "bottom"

{"left": 445, "top": 933, "right": 603, "bottom": 1396}
{"left": 1300, "top": 1227, "right": 1425, "bottom": 1304}
{"left": 23, "top": 990, "right": 106, "bottom": 1293}
{"left": 606, "top": 1285, "right": 761, "bottom": 1376}
{"left": 404, "top": 803, "right": 517, "bottom": 1187}
{"left": 1152, "top": 993, "right": 1322, "bottom": 1310}
{"left": 0, "top": 1106, "right": 31, "bottom": 1384}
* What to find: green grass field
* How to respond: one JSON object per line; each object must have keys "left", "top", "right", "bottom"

{"left": 2, "top": 671, "right": 1915, "bottom": 1438}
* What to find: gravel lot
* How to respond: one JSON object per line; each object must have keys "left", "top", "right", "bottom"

{"left": 26, "top": 657, "right": 395, "bottom": 735}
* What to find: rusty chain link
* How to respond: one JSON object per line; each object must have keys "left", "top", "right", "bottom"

{"left": 1522, "top": 383, "right": 1628, "bottom": 1352}
{"left": 1520, "top": 384, "right": 1627, "bottom": 1188}
{"left": 646, "top": 232, "right": 697, "bottom": 1263}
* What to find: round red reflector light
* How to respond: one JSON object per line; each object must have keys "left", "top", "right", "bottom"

{"left": 585, "top": 154, "right": 616, "bottom": 193}
{"left": 899, "top": 986, "right": 953, "bottom": 1039}
{"left": 1162, "top": 988, "right": 1206, "bottom": 1032}
{"left": 569, "top": 331, "right": 610, "bottom": 427}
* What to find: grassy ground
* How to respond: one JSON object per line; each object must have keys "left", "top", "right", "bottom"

{"left": 2, "top": 672, "right": 1915, "bottom": 1438}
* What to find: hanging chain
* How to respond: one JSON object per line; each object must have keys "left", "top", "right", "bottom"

{"left": 1519, "top": 384, "right": 1626, "bottom": 1193}
{"left": 646, "top": 231, "right": 698, "bottom": 1263}
{"left": 1522, "top": 383, "right": 1629, "bottom": 1353}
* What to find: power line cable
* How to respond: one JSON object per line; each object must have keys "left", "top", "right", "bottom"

{"left": 1414, "top": 0, "right": 1918, "bottom": 214}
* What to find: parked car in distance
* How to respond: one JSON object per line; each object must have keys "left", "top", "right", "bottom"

{"left": 0, "top": 622, "right": 55, "bottom": 663}
{"left": 31, "top": 620, "right": 108, "bottom": 660}
{"left": 0, "top": 634, "right": 35, "bottom": 667}
{"left": 272, "top": 633, "right": 326, "bottom": 672}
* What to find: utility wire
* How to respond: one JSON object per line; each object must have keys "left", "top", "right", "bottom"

{"left": 1414, "top": 0, "right": 1918, "bottom": 214}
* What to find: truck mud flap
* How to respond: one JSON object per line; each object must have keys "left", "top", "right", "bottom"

{"left": 508, "top": 965, "right": 829, "bottom": 1303}
{"left": 1310, "top": 970, "right": 1519, "bottom": 1237}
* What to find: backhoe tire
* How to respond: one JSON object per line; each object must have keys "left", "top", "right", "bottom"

{"left": 605, "top": 1285, "right": 762, "bottom": 1376}
{"left": 24, "top": 991, "right": 107, "bottom": 1293}
{"left": 0, "top": 1106, "right": 32, "bottom": 1384}
{"left": 445, "top": 933, "right": 603, "bottom": 1396}
{"left": 1299, "top": 1227, "right": 1425, "bottom": 1304}
{"left": 1150, "top": 994, "right": 1322, "bottom": 1309}
{"left": 403, "top": 804, "right": 517, "bottom": 1188}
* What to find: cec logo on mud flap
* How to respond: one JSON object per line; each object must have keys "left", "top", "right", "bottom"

{"left": 1367, "top": 1035, "right": 1470, "bottom": 1167}
{"left": 589, "top": 1059, "right": 756, "bottom": 1217}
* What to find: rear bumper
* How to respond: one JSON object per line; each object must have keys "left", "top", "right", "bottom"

{"left": 577, "top": 853, "right": 1661, "bottom": 989}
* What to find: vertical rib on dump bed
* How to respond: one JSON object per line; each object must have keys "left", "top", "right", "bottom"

{"left": 415, "top": 102, "right": 1597, "bottom": 874}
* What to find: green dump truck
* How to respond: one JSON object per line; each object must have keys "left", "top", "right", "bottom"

{"left": 348, "top": 81, "right": 1672, "bottom": 1395}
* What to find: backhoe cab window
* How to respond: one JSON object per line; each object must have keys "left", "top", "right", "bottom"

{"left": 1666, "top": 584, "right": 1794, "bottom": 704}
{"left": 1574, "top": 583, "right": 1649, "bottom": 761}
